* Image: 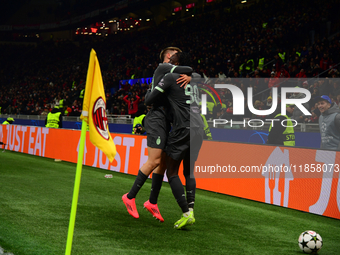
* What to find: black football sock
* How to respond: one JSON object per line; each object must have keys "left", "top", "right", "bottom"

{"left": 184, "top": 158, "right": 196, "bottom": 209}
{"left": 169, "top": 175, "right": 189, "bottom": 213}
{"left": 127, "top": 170, "right": 148, "bottom": 199}
{"left": 149, "top": 173, "right": 164, "bottom": 204}
{"left": 185, "top": 176, "right": 196, "bottom": 209}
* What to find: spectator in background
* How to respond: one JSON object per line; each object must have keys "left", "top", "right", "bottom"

{"left": 41, "top": 108, "right": 49, "bottom": 116}
{"left": 201, "top": 114, "right": 212, "bottom": 140}
{"left": 335, "top": 94, "right": 340, "bottom": 106}
{"left": 301, "top": 81, "right": 310, "bottom": 96}
{"left": 274, "top": 54, "right": 283, "bottom": 73}
{"left": 267, "top": 104, "right": 295, "bottom": 146}
{"left": 220, "top": 106, "right": 232, "bottom": 120}
{"left": 265, "top": 96, "right": 273, "bottom": 110}
{"left": 276, "top": 67, "right": 290, "bottom": 79}
{"left": 252, "top": 100, "right": 266, "bottom": 120}
{"left": 31, "top": 106, "right": 41, "bottom": 115}
{"left": 301, "top": 46, "right": 309, "bottom": 58}
{"left": 317, "top": 95, "right": 340, "bottom": 150}
{"left": 320, "top": 53, "right": 330, "bottom": 72}
{"left": 318, "top": 79, "right": 331, "bottom": 96}
{"left": 70, "top": 100, "right": 81, "bottom": 116}
{"left": 296, "top": 69, "right": 307, "bottom": 79}
{"left": 2, "top": 117, "right": 14, "bottom": 125}
{"left": 111, "top": 105, "right": 120, "bottom": 115}
{"left": 268, "top": 71, "right": 279, "bottom": 89}
{"left": 62, "top": 101, "right": 71, "bottom": 116}
{"left": 300, "top": 57, "right": 309, "bottom": 71}
{"left": 123, "top": 94, "right": 140, "bottom": 118}
{"left": 290, "top": 65, "right": 299, "bottom": 78}
{"left": 132, "top": 104, "right": 147, "bottom": 135}
{"left": 329, "top": 80, "right": 340, "bottom": 96}
{"left": 311, "top": 87, "right": 320, "bottom": 100}
{"left": 218, "top": 70, "right": 227, "bottom": 80}
{"left": 45, "top": 105, "right": 62, "bottom": 128}
{"left": 304, "top": 110, "right": 319, "bottom": 123}
{"left": 133, "top": 124, "right": 146, "bottom": 135}
{"left": 212, "top": 104, "right": 223, "bottom": 120}
{"left": 6, "top": 104, "right": 13, "bottom": 115}
{"left": 120, "top": 108, "right": 127, "bottom": 115}
{"left": 312, "top": 63, "right": 323, "bottom": 77}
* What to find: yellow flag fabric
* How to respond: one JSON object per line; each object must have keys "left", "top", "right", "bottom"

{"left": 82, "top": 49, "right": 116, "bottom": 162}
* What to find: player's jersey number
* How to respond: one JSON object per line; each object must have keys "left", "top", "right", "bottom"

{"left": 185, "top": 84, "right": 200, "bottom": 105}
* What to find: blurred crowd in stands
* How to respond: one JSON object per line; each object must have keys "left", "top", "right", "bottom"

{"left": 1, "top": 0, "right": 340, "bottom": 124}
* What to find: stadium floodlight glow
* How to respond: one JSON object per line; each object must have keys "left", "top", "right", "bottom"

{"left": 174, "top": 6, "right": 182, "bottom": 12}
{"left": 186, "top": 3, "right": 195, "bottom": 9}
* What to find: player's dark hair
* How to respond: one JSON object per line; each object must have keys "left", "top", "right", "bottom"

{"left": 159, "top": 46, "right": 182, "bottom": 61}
{"left": 176, "top": 52, "right": 192, "bottom": 67}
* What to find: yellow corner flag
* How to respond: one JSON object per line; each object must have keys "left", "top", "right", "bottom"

{"left": 82, "top": 48, "right": 116, "bottom": 162}
{"left": 65, "top": 49, "right": 116, "bottom": 255}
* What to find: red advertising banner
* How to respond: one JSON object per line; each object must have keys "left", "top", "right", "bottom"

{"left": 1, "top": 124, "right": 339, "bottom": 219}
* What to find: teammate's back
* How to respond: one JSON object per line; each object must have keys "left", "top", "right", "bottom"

{"left": 155, "top": 72, "right": 203, "bottom": 130}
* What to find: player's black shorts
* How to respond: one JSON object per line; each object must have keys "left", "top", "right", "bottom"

{"left": 165, "top": 127, "right": 204, "bottom": 162}
{"left": 144, "top": 107, "right": 171, "bottom": 150}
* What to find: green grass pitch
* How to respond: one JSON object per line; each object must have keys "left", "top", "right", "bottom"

{"left": 0, "top": 151, "right": 339, "bottom": 255}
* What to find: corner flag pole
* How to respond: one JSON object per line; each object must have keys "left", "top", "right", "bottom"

{"left": 65, "top": 49, "right": 116, "bottom": 254}
{"left": 65, "top": 119, "right": 87, "bottom": 255}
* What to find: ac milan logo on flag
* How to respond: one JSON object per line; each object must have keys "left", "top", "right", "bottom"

{"left": 92, "top": 97, "right": 109, "bottom": 140}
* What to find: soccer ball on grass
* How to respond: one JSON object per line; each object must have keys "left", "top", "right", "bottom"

{"left": 298, "top": 230, "right": 323, "bottom": 254}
